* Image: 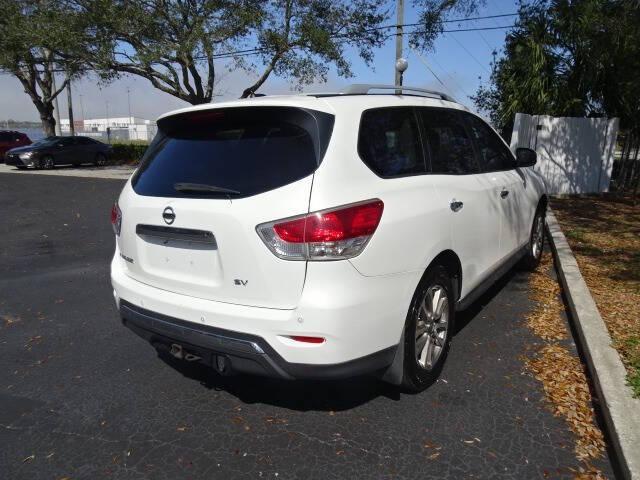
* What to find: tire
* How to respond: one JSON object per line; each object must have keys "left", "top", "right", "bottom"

{"left": 94, "top": 153, "right": 107, "bottom": 167}
{"left": 16, "top": 165, "right": 27, "bottom": 170}
{"left": 40, "top": 155, "right": 55, "bottom": 170}
{"left": 520, "top": 207, "right": 546, "bottom": 271}
{"left": 401, "top": 264, "right": 456, "bottom": 392}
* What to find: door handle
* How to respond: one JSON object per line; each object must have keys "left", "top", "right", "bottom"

{"left": 500, "top": 189, "right": 510, "bottom": 199}
{"left": 450, "top": 199, "right": 464, "bottom": 212}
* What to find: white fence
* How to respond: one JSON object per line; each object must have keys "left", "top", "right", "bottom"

{"left": 510, "top": 113, "right": 619, "bottom": 194}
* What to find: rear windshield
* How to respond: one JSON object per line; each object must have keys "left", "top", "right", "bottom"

{"left": 132, "top": 107, "right": 334, "bottom": 199}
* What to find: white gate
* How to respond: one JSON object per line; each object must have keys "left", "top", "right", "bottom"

{"left": 510, "top": 113, "right": 619, "bottom": 194}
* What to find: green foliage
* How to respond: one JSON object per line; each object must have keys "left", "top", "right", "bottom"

{"left": 109, "top": 142, "right": 149, "bottom": 164}
{"left": 623, "top": 336, "right": 640, "bottom": 397}
{"left": 239, "top": 0, "right": 387, "bottom": 97}
{"left": 474, "top": 0, "right": 640, "bottom": 134}
{"left": 76, "top": 0, "right": 388, "bottom": 102}
{"left": 409, "top": 0, "right": 483, "bottom": 51}
{"left": 0, "top": 0, "right": 86, "bottom": 135}
{"left": 76, "top": 0, "right": 263, "bottom": 104}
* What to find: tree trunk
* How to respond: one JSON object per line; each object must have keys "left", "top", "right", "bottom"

{"left": 39, "top": 105, "right": 56, "bottom": 137}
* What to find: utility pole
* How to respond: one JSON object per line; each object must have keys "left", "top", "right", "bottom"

{"left": 127, "top": 88, "right": 132, "bottom": 125}
{"left": 66, "top": 73, "right": 75, "bottom": 136}
{"left": 79, "top": 94, "right": 85, "bottom": 121}
{"left": 105, "top": 101, "right": 111, "bottom": 144}
{"left": 394, "top": 0, "right": 404, "bottom": 88}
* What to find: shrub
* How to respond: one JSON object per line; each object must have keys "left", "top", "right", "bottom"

{"left": 109, "top": 142, "right": 149, "bottom": 165}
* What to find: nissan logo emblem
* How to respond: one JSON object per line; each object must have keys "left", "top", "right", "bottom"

{"left": 162, "top": 207, "right": 176, "bottom": 225}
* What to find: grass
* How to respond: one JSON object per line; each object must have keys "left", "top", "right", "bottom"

{"left": 552, "top": 194, "right": 640, "bottom": 397}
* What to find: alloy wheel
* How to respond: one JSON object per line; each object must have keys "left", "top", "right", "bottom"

{"left": 531, "top": 215, "right": 544, "bottom": 259}
{"left": 415, "top": 285, "right": 449, "bottom": 370}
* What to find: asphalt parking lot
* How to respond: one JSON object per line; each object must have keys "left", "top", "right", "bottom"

{"left": 0, "top": 172, "right": 615, "bottom": 479}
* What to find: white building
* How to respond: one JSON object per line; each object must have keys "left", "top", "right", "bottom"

{"left": 60, "top": 117, "right": 157, "bottom": 142}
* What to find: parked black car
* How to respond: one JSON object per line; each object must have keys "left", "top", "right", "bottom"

{"left": 5, "top": 136, "right": 112, "bottom": 169}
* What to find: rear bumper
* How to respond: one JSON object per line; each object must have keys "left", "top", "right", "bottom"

{"left": 111, "top": 248, "right": 420, "bottom": 378}
{"left": 120, "top": 299, "right": 396, "bottom": 380}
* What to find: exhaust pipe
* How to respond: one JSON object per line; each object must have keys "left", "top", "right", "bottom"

{"left": 169, "top": 343, "right": 201, "bottom": 362}
{"left": 170, "top": 343, "right": 183, "bottom": 359}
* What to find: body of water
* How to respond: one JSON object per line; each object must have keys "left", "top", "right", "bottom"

{"left": 14, "top": 127, "right": 46, "bottom": 142}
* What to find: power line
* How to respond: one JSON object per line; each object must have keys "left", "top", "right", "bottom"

{"left": 405, "top": 24, "right": 514, "bottom": 36}
{"left": 392, "top": 12, "right": 517, "bottom": 30}
{"left": 212, "top": 24, "right": 516, "bottom": 61}
{"left": 408, "top": 46, "right": 454, "bottom": 96}
{"left": 1, "top": 18, "right": 518, "bottom": 73}
{"left": 430, "top": 56, "right": 474, "bottom": 101}
{"left": 446, "top": 33, "right": 491, "bottom": 74}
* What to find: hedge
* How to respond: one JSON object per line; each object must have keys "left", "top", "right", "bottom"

{"left": 109, "top": 143, "right": 149, "bottom": 164}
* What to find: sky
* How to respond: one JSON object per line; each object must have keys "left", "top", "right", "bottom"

{"left": 0, "top": 0, "right": 519, "bottom": 123}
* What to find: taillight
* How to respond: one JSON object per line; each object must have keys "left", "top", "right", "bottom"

{"left": 110, "top": 202, "right": 122, "bottom": 236}
{"left": 288, "top": 336, "right": 325, "bottom": 344}
{"left": 256, "top": 199, "right": 383, "bottom": 261}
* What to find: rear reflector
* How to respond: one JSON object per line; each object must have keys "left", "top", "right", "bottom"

{"left": 256, "top": 199, "right": 383, "bottom": 261}
{"left": 288, "top": 336, "right": 325, "bottom": 344}
{"left": 111, "top": 202, "right": 122, "bottom": 236}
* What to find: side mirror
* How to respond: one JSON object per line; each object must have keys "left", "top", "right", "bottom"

{"left": 516, "top": 147, "right": 537, "bottom": 168}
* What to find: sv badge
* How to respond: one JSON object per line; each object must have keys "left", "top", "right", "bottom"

{"left": 234, "top": 279, "right": 248, "bottom": 286}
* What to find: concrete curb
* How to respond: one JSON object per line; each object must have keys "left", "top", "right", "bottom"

{"left": 546, "top": 210, "right": 640, "bottom": 480}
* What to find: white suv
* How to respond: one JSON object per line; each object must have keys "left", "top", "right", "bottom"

{"left": 110, "top": 85, "right": 547, "bottom": 391}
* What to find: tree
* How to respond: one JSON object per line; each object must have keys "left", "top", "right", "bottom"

{"left": 0, "top": 0, "right": 85, "bottom": 136}
{"left": 409, "top": 0, "right": 483, "bottom": 51}
{"left": 78, "top": 0, "right": 387, "bottom": 103}
{"left": 472, "top": 3, "right": 561, "bottom": 136}
{"left": 238, "top": 0, "right": 387, "bottom": 98}
{"left": 77, "top": 0, "right": 262, "bottom": 104}
{"left": 473, "top": 0, "right": 640, "bottom": 135}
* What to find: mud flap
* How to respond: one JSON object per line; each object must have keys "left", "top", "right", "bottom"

{"left": 381, "top": 327, "right": 405, "bottom": 385}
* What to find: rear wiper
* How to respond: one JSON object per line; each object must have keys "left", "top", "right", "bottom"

{"left": 174, "top": 183, "right": 241, "bottom": 196}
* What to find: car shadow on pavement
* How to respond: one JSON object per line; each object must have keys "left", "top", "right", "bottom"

{"left": 156, "top": 265, "right": 529, "bottom": 411}
{"left": 453, "top": 267, "right": 525, "bottom": 335}
{"left": 157, "top": 351, "right": 402, "bottom": 411}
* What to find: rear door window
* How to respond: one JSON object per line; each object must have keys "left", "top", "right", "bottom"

{"left": 419, "top": 108, "right": 479, "bottom": 175}
{"left": 132, "top": 107, "right": 334, "bottom": 199}
{"left": 358, "top": 107, "right": 426, "bottom": 177}
{"left": 465, "top": 114, "right": 515, "bottom": 172}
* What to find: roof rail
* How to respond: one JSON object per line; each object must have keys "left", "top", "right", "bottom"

{"left": 339, "top": 84, "right": 457, "bottom": 103}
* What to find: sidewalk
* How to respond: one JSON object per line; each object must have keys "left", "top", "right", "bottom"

{"left": 0, "top": 163, "right": 134, "bottom": 180}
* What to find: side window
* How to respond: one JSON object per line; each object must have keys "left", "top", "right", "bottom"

{"left": 78, "top": 137, "right": 93, "bottom": 145}
{"left": 466, "top": 114, "right": 515, "bottom": 172}
{"left": 419, "top": 109, "right": 478, "bottom": 174}
{"left": 358, "top": 108, "right": 426, "bottom": 177}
